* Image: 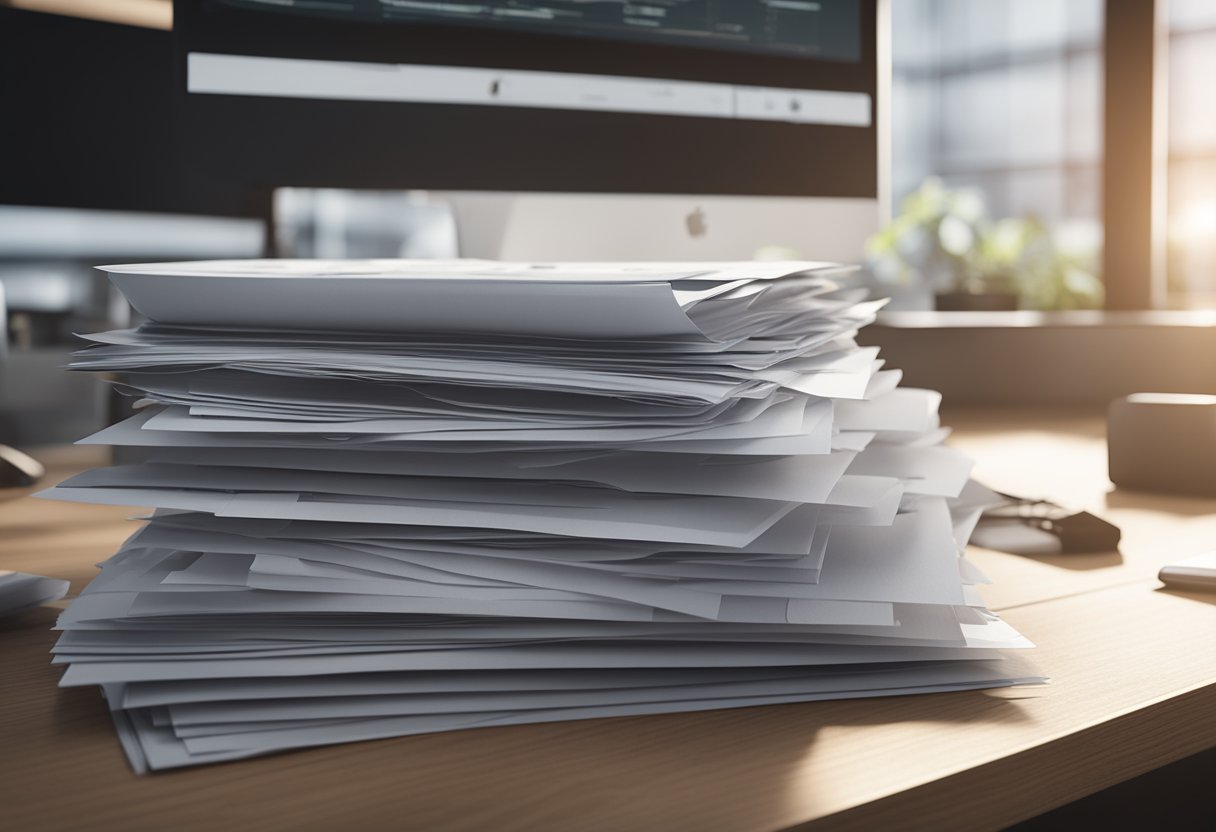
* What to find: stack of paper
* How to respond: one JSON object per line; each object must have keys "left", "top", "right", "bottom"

{"left": 40, "top": 259, "right": 1042, "bottom": 772}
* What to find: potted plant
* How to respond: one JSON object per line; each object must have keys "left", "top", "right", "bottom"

{"left": 978, "top": 216, "right": 1104, "bottom": 310}
{"left": 865, "top": 178, "right": 1102, "bottom": 311}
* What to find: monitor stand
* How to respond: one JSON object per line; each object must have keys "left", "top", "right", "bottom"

{"left": 441, "top": 191, "right": 880, "bottom": 263}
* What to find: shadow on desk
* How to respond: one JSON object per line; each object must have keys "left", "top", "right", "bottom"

{"left": 0, "top": 603, "right": 59, "bottom": 632}
{"left": 972, "top": 545, "right": 1123, "bottom": 573}
{"left": 1007, "top": 746, "right": 1216, "bottom": 831}
{"left": 1157, "top": 587, "right": 1216, "bottom": 607}
{"left": 1013, "top": 550, "right": 1123, "bottom": 572}
{"left": 1105, "top": 487, "right": 1216, "bottom": 518}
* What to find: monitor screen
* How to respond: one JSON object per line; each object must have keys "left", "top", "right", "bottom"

{"left": 212, "top": 0, "right": 862, "bottom": 62}
{"left": 176, "top": 0, "right": 877, "bottom": 197}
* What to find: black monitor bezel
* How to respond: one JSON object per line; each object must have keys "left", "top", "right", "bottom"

{"left": 174, "top": 0, "right": 878, "bottom": 197}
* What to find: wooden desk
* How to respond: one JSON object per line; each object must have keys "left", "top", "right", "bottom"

{"left": 3, "top": 409, "right": 1215, "bottom": 832}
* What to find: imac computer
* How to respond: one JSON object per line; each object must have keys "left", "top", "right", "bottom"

{"left": 174, "top": 0, "right": 886, "bottom": 261}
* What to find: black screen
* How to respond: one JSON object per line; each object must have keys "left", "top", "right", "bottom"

{"left": 177, "top": 0, "right": 877, "bottom": 197}
{"left": 213, "top": 0, "right": 862, "bottom": 62}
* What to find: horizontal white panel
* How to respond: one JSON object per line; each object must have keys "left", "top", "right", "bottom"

{"left": 188, "top": 52, "right": 871, "bottom": 127}
{"left": 734, "top": 86, "right": 872, "bottom": 126}
{"left": 0, "top": 206, "right": 264, "bottom": 259}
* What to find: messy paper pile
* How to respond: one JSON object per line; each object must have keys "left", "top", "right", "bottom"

{"left": 40, "top": 259, "right": 1042, "bottom": 772}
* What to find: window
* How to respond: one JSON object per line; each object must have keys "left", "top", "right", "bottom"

{"left": 889, "top": 0, "right": 1105, "bottom": 308}
{"left": 1167, "top": 0, "right": 1216, "bottom": 309}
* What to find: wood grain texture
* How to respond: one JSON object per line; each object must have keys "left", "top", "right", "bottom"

{"left": 1, "top": 412, "right": 1214, "bottom": 832}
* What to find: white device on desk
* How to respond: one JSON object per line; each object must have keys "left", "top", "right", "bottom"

{"left": 1159, "top": 552, "right": 1216, "bottom": 592}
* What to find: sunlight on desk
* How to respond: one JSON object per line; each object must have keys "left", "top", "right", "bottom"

{"left": 947, "top": 410, "right": 1216, "bottom": 611}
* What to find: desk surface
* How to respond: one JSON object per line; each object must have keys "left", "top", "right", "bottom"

{"left": 2, "top": 409, "right": 1215, "bottom": 832}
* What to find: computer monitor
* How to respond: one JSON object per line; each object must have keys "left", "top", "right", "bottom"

{"left": 0, "top": 7, "right": 264, "bottom": 222}
{"left": 174, "top": 0, "right": 885, "bottom": 261}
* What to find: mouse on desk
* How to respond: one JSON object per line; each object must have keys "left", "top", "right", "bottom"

{"left": 0, "top": 444, "right": 44, "bottom": 488}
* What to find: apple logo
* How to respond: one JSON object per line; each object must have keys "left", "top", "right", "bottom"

{"left": 685, "top": 206, "right": 707, "bottom": 238}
